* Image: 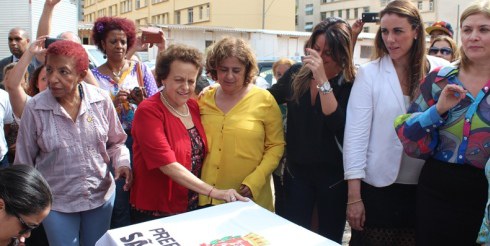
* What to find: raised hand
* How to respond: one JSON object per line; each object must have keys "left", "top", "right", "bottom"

{"left": 435, "top": 84, "right": 467, "bottom": 115}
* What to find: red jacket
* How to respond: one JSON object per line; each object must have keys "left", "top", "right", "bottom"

{"left": 130, "top": 94, "right": 207, "bottom": 214}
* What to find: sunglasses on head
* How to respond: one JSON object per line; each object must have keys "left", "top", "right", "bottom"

{"left": 429, "top": 47, "right": 453, "bottom": 56}
{"left": 13, "top": 212, "right": 38, "bottom": 235}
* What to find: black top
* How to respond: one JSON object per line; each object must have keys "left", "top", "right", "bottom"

{"left": 268, "top": 63, "right": 352, "bottom": 176}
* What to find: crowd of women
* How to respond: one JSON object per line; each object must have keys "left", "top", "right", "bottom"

{"left": 1, "top": 0, "right": 490, "bottom": 245}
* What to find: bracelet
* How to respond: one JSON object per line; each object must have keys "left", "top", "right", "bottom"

{"left": 346, "top": 199, "right": 362, "bottom": 205}
{"left": 207, "top": 187, "right": 215, "bottom": 197}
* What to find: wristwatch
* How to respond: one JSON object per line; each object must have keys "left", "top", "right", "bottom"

{"left": 317, "top": 81, "right": 333, "bottom": 95}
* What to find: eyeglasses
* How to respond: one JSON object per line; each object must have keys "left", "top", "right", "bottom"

{"left": 13, "top": 212, "right": 38, "bottom": 235}
{"left": 429, "top": 47, "right": 453, "bottom": 56}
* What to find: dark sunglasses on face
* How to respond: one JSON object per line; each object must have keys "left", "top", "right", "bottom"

{"left": 429, "top": 47, "right": 453, "bottom": 56}
{"left": 14, "top": 212, "right": 38, "bottom": 235}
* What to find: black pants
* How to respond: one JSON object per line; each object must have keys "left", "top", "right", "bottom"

{"left": 416, "top": 158, "right": 487, "bottom": 246}
{"left": 283, "top": 163, "right": 347, "bottom": 244}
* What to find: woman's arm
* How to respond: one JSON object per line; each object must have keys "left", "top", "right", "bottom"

{"left": 12, "top": 101, "right": 39, "bottom": 166}
{"left": 160, "top": 163, "right": 247, "bottom": 202}
{"left": 343, "top": 66, "right": 373, "bottom": 231}
{"left": 4, "top": 38, "right": 45, "bottom": 118}
{"left": 241, "top": 93, "right": 285, "bottom": 199}
{"left": 394, "top": 70, "right": 448, "bottom": 159}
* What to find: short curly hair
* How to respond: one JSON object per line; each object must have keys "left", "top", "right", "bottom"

{"left": 205, "top": 37, "right": 258, "bottom": 86}
{"left": 46, "top": 40, "right": 89, "bottom": 74}
{"left": 155, "top": 44, "right": 203, "bottom": 87}
{"left": 92, "top": 17, "right": 136, "bottom": 54}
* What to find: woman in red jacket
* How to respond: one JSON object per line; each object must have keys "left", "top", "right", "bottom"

{"left": 130, "top": 44, "right": 246, "bottom": 224}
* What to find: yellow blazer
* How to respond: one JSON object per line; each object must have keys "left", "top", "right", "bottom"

{"left": 198, "top": 86, "right": 285, "bottom": 210}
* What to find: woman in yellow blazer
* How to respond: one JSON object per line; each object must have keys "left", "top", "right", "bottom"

{"left": 198, "top": 37, "right": 285, "bottom": 211}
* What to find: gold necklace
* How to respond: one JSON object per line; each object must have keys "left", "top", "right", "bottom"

{"left": 160, "top": 92, "right": 190, "bottom": 117}
{"left": 107, "top": 62, "right": 125, "bottom": 82}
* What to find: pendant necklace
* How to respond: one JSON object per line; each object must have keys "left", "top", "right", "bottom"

{"left": 160, "top": 92, "right": 190, "bottom": 117}
{"left": 108, "top": 62, "right": 125, "bottom": 83}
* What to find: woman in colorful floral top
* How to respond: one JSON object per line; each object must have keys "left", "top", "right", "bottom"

{"left": 395, "top": 1, "right": 490, "bottom": 244}
{"left": 91, "top": 16, "right": 158, "bottom": 228}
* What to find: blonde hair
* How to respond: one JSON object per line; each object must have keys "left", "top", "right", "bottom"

{"left": 459, "top": 0, "right": 490, "bottom": 69}
{"left": 291, "top": 17, "right": 355, "bottom": 103}
{"left": 272, "top": 58, "right": 294, "bottom": 79}
{"left": 429, "top": 35, "right": 460, "bottom": 62}
{"left": 374, "top": 0, "right": 426, "bottom": 100}
{"left": 205, "top": 37, "right": 258, "bottom": 86}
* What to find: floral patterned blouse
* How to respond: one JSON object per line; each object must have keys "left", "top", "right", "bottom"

{"left": 92, "top": 60, "right": 158, "bottom": 130}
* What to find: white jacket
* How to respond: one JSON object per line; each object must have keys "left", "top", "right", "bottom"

{"left": 343, "top": 55, "right": 449, "bottom": 187}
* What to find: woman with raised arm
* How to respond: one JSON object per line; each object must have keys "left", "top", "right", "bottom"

{"left": 395, "top": 1, "right": 490, "bottom": 244}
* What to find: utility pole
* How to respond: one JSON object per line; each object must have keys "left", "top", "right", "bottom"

{"left": 262, "top": 0, "right": 265, "bottom": 29}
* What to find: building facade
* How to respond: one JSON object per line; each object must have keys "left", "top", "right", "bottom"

{"left": 83, "top": 0, "right": 295, "bottom": 31}
{"left": 296, "top": 0, "right": 470, "bottom": 43}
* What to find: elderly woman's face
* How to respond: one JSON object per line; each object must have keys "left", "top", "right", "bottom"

{"left": 0, "top": 199, "right": 50, "bottom": 244}
{"left": 461, "top": 13, "right": 490, "bottom": 62}
{"left": 102, "top": 30, "right": 128, "bottom": 62}
{"left": 216, "top": 57, "right": 246, "bottom": 94}
{"left": 46, "top": 54, "right": 84, "bottom": 99}
{"left": 161, "top": 60, "right": 199, "bottom": 107}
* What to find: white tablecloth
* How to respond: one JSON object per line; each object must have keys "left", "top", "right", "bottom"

{"left": 96, "top": 201, "right": 339, "bottom": 245}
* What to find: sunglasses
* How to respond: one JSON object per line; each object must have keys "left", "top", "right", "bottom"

{"left": 13, "top": 212, "right": 38, "bottom": 235}
{"left": 429, "top": 47, "right": 453, "bottom": 56}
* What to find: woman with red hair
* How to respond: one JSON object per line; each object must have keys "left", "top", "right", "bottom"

{"left": 14, "top": 40, "right": 132, "bottom": 246}
{"left": 91, "top": 16, "right": 158, "bottom": 228}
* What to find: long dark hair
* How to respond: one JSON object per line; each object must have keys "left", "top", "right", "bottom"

{"left": 0, "top": 165, "right": 52, "bottom": 216}
{"left": 291, "top": 17, "right": 355, "bottom": 103}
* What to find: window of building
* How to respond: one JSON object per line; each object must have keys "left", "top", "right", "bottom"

{"left": 429, "top": 0, "right": 434, "bottom": 11}
{"left": 206, "top": 4, "right": 210, "bottom": 17}
{"left": 175, "top": 11, "right": 181, "bottom": 24}
{"left": 188, "top": 8, "right": 194, "bottom": 23}
{"left": 338, "top": 10, "right": 342, "bottom": 18}
{"left": 354, "top": 8, "right": 359, "bottom": 19}
{"left": 417, "top": 1, "right": 423, "bottom": 10}
{"left": 152, "top": 13, "right": 168, "bottom": 24}
{"left": 305, "top": 4, "right": 314, "bottom": 15}
{"left": 109, "top": 4, "right": 118, "bottom": 16}
{"left": 363, "top": 26, "right": 369, "bottom": 33}
{"left": 295, "top": 15, "right": 298, "bottom": 26}
{"left": 83, "top": 37, "right": 89, "bottom": 45}
{"left": 199, "top": 6, "right": 203, "bottom": 19}
{"left": 136, "top": 0, "right": 148, "bottom": 9}
{"left": 136, "top": 18, "right": 148, "bottom": 27}
{"left": 97, "top": 8, "right": 106, "bottom": 17}
{"left": 320, "top": 11, "right": 326, "bottom": 20}
{"left": 152, "top": 0, "right": 165, "bottom": 3}
{"left": 363, "top": 7, "right": 370, "bottom": 13}
{"left": 120, "top": 0, "right": 132, "bottom": 13}
{"left": 360, "top": 45, "right": 373, "bottom": 59}
{"left": 346, "top": 9, "right": 350, "bottom": 19}
{"left": 330, "top": 11, "right": 334, "bottom": 17}
{"left": 305, "top": 22, "right": 314, "bottom": 32}
{"left": 205, "top": 40, "right": 214, "bottom": 48}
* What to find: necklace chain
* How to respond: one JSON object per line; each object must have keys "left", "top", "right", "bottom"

{"left": 107, "top": 62, "right": 125, "bottom": 82}
{"left": 160, "top": 92, "right": 190, "bottom": 117}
